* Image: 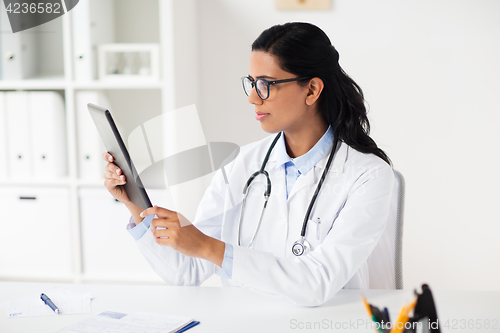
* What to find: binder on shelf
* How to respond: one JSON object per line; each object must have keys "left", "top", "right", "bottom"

{"left": 71, "top": 0, "right": 115, "bottom": 81}
{"left": 29, "top": 91, "right": 67, "bottom": 180}
{"left": 0, "top": 92, "right": 8, "bottom": 179}
{"left": 76, "top": 91, "right": 110, "bottom": 180}
{"left": 0, "top": 26, "right": 2, "bottom": 79}
{"left": 71, "top": 0, "right": 93, "bottom": 81}
{"left": 5, "top": 92, "right": 32, "bottom": 179}
{"left": 0, "top": 5, "right": 37, "bottom": 80}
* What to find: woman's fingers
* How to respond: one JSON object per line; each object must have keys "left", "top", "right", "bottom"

{"left": 104, "top": 171, "right": 126, "bottom": 185}
{"left": 101, "top": 152, "right": 131, "bottom": 204}
{"left": 105, "top": 161, "right": 122, "bottom": 176}
{"left": 151, "top": 218, "right": 180, "bottom": 229}
{"left": 151, "top": 226, "right": 176, "bottom": 238}
{"left": 102, "top": 152, "right": 114, "bottom": 162}
{"left": 141, "top": 206, "right": 177, "bottom": 219}
{"left": 103, "top": 158, "right": 126, "bottom": 183}
{"left": 104, "top": 169, "right": 125, "bottom": 182}
{"left": 151, "top": 219, "right": 182, "bottom": 244}
{"left": 102, "top": 152, "right": 121, "bottom": 177}
{"left": 152, "top": 228, "right": 168, "bottom": 238}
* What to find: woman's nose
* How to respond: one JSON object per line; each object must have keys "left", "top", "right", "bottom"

{"left": 247, "top": 86, "right": 263, "bottom": 105}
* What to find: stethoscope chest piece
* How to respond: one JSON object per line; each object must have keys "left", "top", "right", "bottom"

{"left": 292, "top": 237, "right": 311, "bottom": 256}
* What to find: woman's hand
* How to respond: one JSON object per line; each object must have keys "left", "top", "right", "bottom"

{"left": 141, "top": 206, "right": 225, "bottom": 267}
{"left": 102, "top": 152, "right": 132, "bottom": 205}
{"left": 102, "top": 153, "right": 144, "bottom": 224}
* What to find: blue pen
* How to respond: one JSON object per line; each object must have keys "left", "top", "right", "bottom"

{"left": 176, "top": 321, "right": 200, "bottom": 333}
{"left": 41, "top": 293, "right": 60, "bottom": 314}
{"left": 382, "top": 307, "right": 390, "bottom": 322}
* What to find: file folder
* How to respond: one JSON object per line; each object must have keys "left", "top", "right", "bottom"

{"left": 75, "top": 91, "right": 110, "bottom": 180}
{"left": 0, "top": 92, "right": 8, "bottom": 179}
{"left": 0, "top": 5, "right": 36, "bottom": 80}
{"left": 0, "top": 26, "right": 2, "bottom": 79}
{"left": 71, "top": 0, "right": 114, "bottom": 81}
{"left": 6, "top": 92, "right": 32, "bottom": 179}
{"left": 29, "top": 92, "right": 67, "bottom": 180}
{"left": 71, "top": 0, "right": 93, "bottom": 81}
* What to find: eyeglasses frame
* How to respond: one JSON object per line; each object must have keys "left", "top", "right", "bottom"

{"left": 242, "top": 76, "right": 311, "bottom": 100}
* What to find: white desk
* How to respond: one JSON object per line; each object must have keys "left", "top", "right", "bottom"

{"left": 0, "top": 282, "right": 498, "bottom": 332}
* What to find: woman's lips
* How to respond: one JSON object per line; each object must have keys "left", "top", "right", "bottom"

{"left": 255, "top": 112, "right": 269, "bottom": 121}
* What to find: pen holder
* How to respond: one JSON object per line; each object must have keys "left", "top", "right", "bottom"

{"left": 402, "top": 284, "right": 440, "bottom": 333}
{"left": 363, "top": 284, "right": 440, "bottom": 333}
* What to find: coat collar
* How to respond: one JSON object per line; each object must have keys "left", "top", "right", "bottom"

{"left": 255, "top": 131, "right": 348, "bottom": 216}
{"left": 267, "top": 136, "right": 347, "bottom": 175}
{"left": 266, "top": 135, "right": 348, "bottom": 202}
{"left": 273, "top": 126, "right": 334, "bottom": 173}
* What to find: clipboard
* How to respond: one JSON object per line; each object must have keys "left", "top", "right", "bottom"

{"left": 87, "top": 103, "right": 152, "bottom": 210}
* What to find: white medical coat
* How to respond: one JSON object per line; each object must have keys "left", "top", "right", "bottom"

{"left": 134, "top": 135, "right": 395, "bottom": 306}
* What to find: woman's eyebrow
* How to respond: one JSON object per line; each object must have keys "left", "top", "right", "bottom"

{"left": 248, "top": 74, "right": 276, "bottom": 80}
{"left": 257, "top": 75, "right": 276, "bottom": 80}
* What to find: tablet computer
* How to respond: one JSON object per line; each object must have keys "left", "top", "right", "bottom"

{"left": 87, "top": 103, "right": 152, "bottom": 210}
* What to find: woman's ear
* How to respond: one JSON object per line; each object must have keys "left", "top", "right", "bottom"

{"left": 305, "top": 78, "right": 324, "bottom": 106}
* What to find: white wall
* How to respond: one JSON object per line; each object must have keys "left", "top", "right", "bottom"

{"left": 193, "top": 0, "right": 500, "bottom": 291}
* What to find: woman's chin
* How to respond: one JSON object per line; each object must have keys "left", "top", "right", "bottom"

{"left": 259, "top": 121, "right": 281, "bottom": 134}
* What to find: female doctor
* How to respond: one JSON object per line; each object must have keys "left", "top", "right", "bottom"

{"left": 102, "top": 22, "right": 394, "bottom": 307}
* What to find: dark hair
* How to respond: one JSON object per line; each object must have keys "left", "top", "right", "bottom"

{"left": 252, "top": 22, "right": 391, "bottom": 165}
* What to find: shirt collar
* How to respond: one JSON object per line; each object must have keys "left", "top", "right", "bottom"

{"left": 274, "top": 126, "right": 334, "bottom": 174}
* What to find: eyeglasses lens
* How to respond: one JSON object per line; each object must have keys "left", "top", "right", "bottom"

{"left": 256, "top": 79, "right": 269, "bottom": 99}
{"left": 242, "top": 77, "right": 269, "bottom": 99}
{"left": 243, "top": 77, "right": 253, "bottom": 96}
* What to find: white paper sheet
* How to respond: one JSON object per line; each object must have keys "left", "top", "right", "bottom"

{"left": 7, "top": 287, "right": 92, "bottom": 318}
{"left": 57, "top": 310, "right": 194, "bottom": 333}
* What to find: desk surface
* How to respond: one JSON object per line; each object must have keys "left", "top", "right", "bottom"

{"left": 0, "top": 282, "right": 498, "bottom": 333}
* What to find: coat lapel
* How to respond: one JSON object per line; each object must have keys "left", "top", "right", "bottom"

{"left": 287, "top": 141, "right": 348, "bottom": 201}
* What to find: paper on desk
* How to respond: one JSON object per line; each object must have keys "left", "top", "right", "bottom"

{"left": 7, "top": 287, "right": 92, "bottom": 318}
{"left": 57, "top": 310, "right": 194, "bottom": 333}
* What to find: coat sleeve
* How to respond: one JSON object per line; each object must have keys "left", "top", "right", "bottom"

{"left": 133, "top": 168, "right": 228, "bottom": 286}
{"left": 230, "top": 162, "right": 395, "bottom": 306}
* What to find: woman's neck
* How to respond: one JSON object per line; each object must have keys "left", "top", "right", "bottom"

{"left": 283, "top": 119, "right": 328, "bottom": 158}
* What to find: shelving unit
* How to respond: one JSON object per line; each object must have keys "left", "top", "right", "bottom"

{"left": 0, "top": 0, "right": 199, "bottom": 284}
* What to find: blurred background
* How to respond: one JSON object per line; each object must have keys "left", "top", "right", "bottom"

{"left": 0, "top": 0, "right": 498, "bottom": 291}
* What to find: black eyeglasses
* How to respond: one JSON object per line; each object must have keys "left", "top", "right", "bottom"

{"left": 241, "top": 76, "right": 310, "bottom": 100}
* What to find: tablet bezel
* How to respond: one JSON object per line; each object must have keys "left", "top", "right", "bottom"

{"left": 87, "top": 103, "right": 152, "bottom": 210}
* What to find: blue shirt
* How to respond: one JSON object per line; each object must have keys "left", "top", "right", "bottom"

{"left": 128, "top": 126, "right": 334, "bottom": 280}
{"left": 275, "top": 126, "right": 334, "bottom": 199}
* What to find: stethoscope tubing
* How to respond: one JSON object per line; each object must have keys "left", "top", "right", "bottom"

{"left": 300, "top": 136, "right": 339, "bottom": 237}
{"left": 237, "top": 133, "right": 281, "bottom": 247}
{"left": 237, "top": 131, "right": 338, "bottom": 254}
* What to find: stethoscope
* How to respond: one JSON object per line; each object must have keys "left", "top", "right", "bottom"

{"left": 237, "top": 132, "right": 339, "bottom": 256}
